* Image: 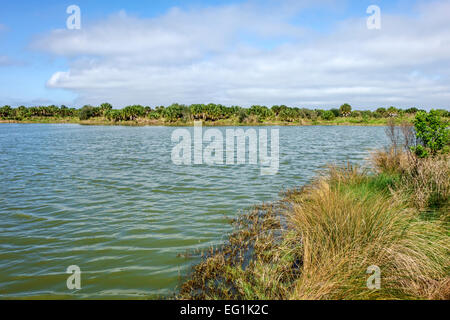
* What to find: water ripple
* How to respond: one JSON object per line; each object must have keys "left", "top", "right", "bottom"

{"left": 0, "top": 124, "right": 387, "bottom": 298}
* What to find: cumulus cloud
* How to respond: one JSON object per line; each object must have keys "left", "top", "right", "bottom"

{"left": 33, "top": 0, "right": 450, "bottom": 109}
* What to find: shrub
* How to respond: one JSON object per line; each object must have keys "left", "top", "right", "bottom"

{"left": 350, "top": 111, "right": 361, "bottom": 118}
{"left": 0, "top": 105, "right": 15, "bottom": 119}
{"left": 361, "top": 110, "right": 373, "bottom": 118}
{"left": 78, "top": 105, "right": 96, "bottom": 120}
{"left": 412, "top": 110, "right": 449, "bottom": 156}
{"left": 361, "top": 113, "right": 369, "bottom": 123}
{"left": 413, "top": 145, "right": 429, "bottom": 159}
{"left": 376, "top": 108, "right": 387, "bottom": 117}
{"left": 330, "top": 108, "right": 340, "bottom": 117}
{"left": 322, "top": 110, "right": 335, "bottom": 121}
{"left": 315, "top": 109, "right": 325, "bottom": 118}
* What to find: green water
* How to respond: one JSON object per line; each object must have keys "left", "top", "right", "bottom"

{"left": 0, "top": 124, "right": 387, "bottom": 299}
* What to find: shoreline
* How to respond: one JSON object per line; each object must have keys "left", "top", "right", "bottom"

{"left": 0, "top": 118, "right": 401, "bottom": 127}
{"left": 178, "top": 150, "right": 450, "bottom": 300}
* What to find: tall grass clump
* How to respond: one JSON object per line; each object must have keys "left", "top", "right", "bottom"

{"left": 287, "top": 168, "right": 449, "bottom": 300}
{"left": 400, "top": 156, "right": 450, "bottom": 211}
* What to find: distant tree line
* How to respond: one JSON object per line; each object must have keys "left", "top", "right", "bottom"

{"left": 0, "top": 103, "right": 449, "bottom": 123}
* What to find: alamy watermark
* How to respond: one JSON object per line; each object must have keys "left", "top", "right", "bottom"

{"left": 66, "top": 265, "right": 81, "bottom": 290}
{"left": 65, "top": 5, "right": 379, "bottom": 31}
{"left": 366, "top": 265, "right": 381, "bottom": 290}
{"left": 367, "top": 5, "right": 381, "bottom": 30}
{"left": 66, "top": 5, "right": 81, "bottom": 30}
{"left": 171, "top": 121, "right": 279, "bottom": 175}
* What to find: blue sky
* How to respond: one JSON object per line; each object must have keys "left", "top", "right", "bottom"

{"left": 0, "top": 0, "right": 449, "bottom": 109}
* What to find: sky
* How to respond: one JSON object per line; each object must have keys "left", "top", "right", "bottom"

{"left": 0, "top": 0, "right": 449, "bottom": 110}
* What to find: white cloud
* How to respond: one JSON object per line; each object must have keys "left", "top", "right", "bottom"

{"left": 33, "top": 0, "right": 450, "bottom": 109}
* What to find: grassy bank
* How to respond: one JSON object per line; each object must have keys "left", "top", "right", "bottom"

{"left": 178, "top": 151, "right": 449, "bottom": 300}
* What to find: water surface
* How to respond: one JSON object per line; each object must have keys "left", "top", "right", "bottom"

{"left": 0, "top": 124, "right": 387, "bottom": 298}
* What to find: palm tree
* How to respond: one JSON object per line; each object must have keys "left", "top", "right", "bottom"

{"left": 339, "top": 103, "right": 352, "bottom": 117}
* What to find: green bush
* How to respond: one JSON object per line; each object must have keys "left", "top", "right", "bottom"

{"left": 322, "top": 110, "right": 335, "bottom": 121}
{"left": 412, "top": 145, "right": 429, "bottom": 158}
{"left": 361, "top": 110, "right": 373, "bottom": 118}
{"left": 78, "top": 105, "right": 96, "bottom": 120}
{"left": 376, "top": 108, "right": 387, "bottom": 117}
{"left": 411, "top": 110, "right": 449, "bottom": 156}
{"left": 361, "top": 113, "right": 370, "bottom": 123}
{"left": 350, "top": 111, "right": 361, "bottom": 118}
{"left": 315, "top": 109, "right": 325, "bottom": 118}
{"left": 0, "top": 105, "right": 14, "bottom": 119}
{"left": 330, "top": 108, "right": 340, "bottom": 117}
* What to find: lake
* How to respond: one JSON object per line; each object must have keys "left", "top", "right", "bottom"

{"left": 0, "top": 124, "right": 388, "bottom": 299}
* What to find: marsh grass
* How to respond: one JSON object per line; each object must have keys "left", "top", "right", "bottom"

{"left": 400, "top": 156, "right": 450, "bottom": 212}
{"left": 179, "top": 157, "right": 450, "bottom": 300}
{"left": 287, "top": 166, "right": 448, "bottom": 299}
{"left": 372, "top": 149, "right": 450, "bottom": 213}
